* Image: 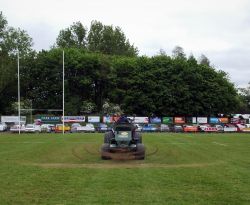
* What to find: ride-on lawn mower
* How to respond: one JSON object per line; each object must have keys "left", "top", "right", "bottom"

{"left": 101, "top": 116, "right": 145, "bottom": 160}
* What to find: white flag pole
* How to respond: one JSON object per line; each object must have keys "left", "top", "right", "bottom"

{"left": 62, "top": 50, "right": 65, "bottom": 135}
{"left": 18, "top": 50, "right": 21, "bottom": 135}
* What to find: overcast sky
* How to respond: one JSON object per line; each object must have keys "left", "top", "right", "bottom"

{"left": 1, "top": 0, "right": 250, "bottom": 87}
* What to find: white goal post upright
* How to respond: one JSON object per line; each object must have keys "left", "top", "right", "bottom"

{"left": 62, "top": 50, "right": 65, "bottom": 135}
{"left": 15, "top": 50, "right": 65, "bottom": 134}
{"left": 17, "top": 50, "right": 21, "bottom": 135}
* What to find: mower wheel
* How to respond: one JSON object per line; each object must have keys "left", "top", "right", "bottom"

{"left": 135, "top": 143, "right": 145, "bottom": 160}
{"left": 101, "top": 143, "right": 111, "bottom": 160}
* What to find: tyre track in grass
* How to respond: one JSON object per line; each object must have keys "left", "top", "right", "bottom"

{"left": 72, "top": 144, "right": 159, "bottom": 161}
{"left": 22, "top": 161, "right": 225, "bottom": 169}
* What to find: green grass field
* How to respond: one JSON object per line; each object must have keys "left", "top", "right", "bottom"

{"left": 0, "top": 132, "right": 250, "bottom": 205}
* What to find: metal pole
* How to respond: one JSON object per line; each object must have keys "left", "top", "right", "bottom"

{"left": 30, "top": 100, "right": 32, "bottom": 123}
{"left": 18, "top": 51, "right": 21, "bottom": 134}
{"left": 62, "top": 50, "right": 65, "bottom": 135}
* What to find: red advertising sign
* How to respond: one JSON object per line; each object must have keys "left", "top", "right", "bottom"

{"left": 183, "top": 126, "right": 198, "bottom": 132}
{"left": 174, "top": 117, "right": 185, "bottom": 124}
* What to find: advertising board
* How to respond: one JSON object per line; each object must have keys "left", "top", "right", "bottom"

{"left": 87, "top": 116, "right": 100, "bottom": 123}
{"left": 103, "top": 116, "right": 120, "bottom": 123}
{"left": 150, "top": 117, "right": 161, "bottom": 124}
{"left": 232, "top": 114, "right": 250, "bottom": 119}
{"left": 162, "top": 117, "right": 173, "bottom": 124}
{"left": 231, "top": 118, "right": 246, "bottom": 124}
{"left": 37, "top": 116, "right": 61, "bottom": 123}
{"left": 62, "top": 116, "right": 85, "bottom": 123}
{"left": 1, "top": 116, "right": 26, "bottom": 124}
{"left": 219, "top": 118, "right": 229, "bottom": 123}
{"left": 192, "top": 117, "right": 197, "bottom": 123}
{"left": 209, "top": 117, "right": 219, "bottom": 124}
{"left": 128, "top": 117, "right": 149, "bottom": 124}
{"left": 197, "top": 117, "right": 208, "bottom": 124}
{"left": 174, "top": 117, "right": 185, "bottom": 124}
{"left": 183, "top": 126, "right": 198, "bottom": 132}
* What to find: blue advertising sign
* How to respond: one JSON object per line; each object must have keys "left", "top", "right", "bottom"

{"left": 209, "top": 117, "right": 219, "bottom": 124}
{"left": 150, "top": 117, "right": 161, "bottom": 124}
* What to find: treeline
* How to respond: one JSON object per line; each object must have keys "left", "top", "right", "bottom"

{"left": 0, "top": 48, "right": 241, "bottom": 116}
{"left": 0, "top": 11, "right": 249, "bottom": 116}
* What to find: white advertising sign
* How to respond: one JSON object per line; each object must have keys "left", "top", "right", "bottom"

{"left": 62, "top": 116, "right": 85, "bottom": 123}
{"left": 197, "top": 117, "right": 208, "bottom": 124}
{"left": 233, "top": 114, "right": 250, "bottom": 119}
{"left": 1, "top": 116, "right": 26, "bottom": 124}
{"left": 88, "top": 116, "right": 100, "bottom": 123}
{"left": 128, "top": 117, "right": 149, "bottom": 124}
{"left": 192, "top": 117, "right": 197, "bottom": 123}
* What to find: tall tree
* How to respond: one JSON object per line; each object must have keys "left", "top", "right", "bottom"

{"left": 2, "top": 27, "right": 33, "bottom": 55}
{"left": 199, "top": 54, "right": 210, "bottom": 66}
{"left": 87, "top": 20, "right": 138, "bottom": 56}
{"left": 87, "top": 21, "right": 103, "bottom": 52}
{"left": 56, "top": 20, "right": 138, "bottom": 56}
{"left": 0, "top": 11, "right": 33, "bottom": 114}
{"left": 238, "top": 82, "right": 250, "bottom": 113}
{"left": 56, "top": 21, "right": 87, "bottom": 48}
{"left": 172, "top": 46, "right": 186, "bottom": 59}
{"left": 0, "top": 11, "right": 7, "bottom": 45}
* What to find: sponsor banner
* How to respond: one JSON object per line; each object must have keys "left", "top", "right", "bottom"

{"left": 174, "top": 117, "right": 185, "bottom": 124}
{"left": 1, "top": 116, "right": 26, "bottom": 123}
{"left": 197, "top": 117, "right": 207, "bottom": 124}
{"left": 88, "top": 116, "right": 100, "bottom": 123}
{"left": 192, "top": 117, "right": 197, "bottom": 124}
{"left": 183, "top": 126, "right": 198, "bottom": 132}
{"left": 62, "top": 116, "right": 85, "bottom": 123}
{"left": 129, "top": 117, "right": 149, "bottom": 124}
{"left": 219, "top": 118, "right": 229, "bottom": 123}
{"left": 38, "top": 116, "right": 61, "bottom": 123}
{"left": 243, "top": 114, "right": 250, "bottom": 119}
{"left": 232, "top": 114, "right": 250, "bottom": 119}
{"left": 162, "top": 117, "right": 173, "bottom": 124}
{"left": 103, "top": 116, "right": 120, "bottom": 123}
{"left": 230, "top": 118, "right": 246, "bottom": 124}
{"left": 150, "top": 117, "right": 161, "bottom": 124}
{"left": 209, "top": 117, "right": 219, "bottom": 124}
